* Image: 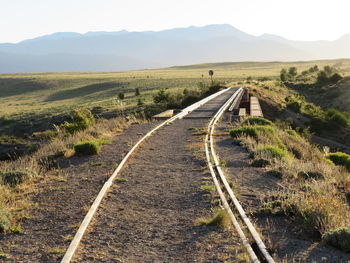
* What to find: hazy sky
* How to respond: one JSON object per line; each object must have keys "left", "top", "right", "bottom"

{"left": 1, "top": 0, "right": 350, "bottom": 43}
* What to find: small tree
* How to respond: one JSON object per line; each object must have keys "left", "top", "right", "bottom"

{"left": 137, "top": 98, "right": 144, "bottom": 106}
{"left": 330, "top": 73, "right": 343, "bottom": 83}
{"left": 118, "top": 92, "right": 125, "bottom": 100}
{"left": 288, "top": 67, "right": 298, "bottom": 78}
{"left": 153, "top": 89, "right": 171, "bottom": 104}
{"left": 324, "top": 65, "right": 333, "bottom": 76}
{"left": 208, "top": 70, "right": 214, "bottom": 85}
{"left": 135, "top": 88, "right": 140, "bottom": 96}
{"left": 280, "top": 69, "right": 288, "bottom": 82}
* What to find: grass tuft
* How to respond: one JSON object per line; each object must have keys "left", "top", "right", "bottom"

{"left": 0, "top": 170, "right": 35, "bottom": 187}
{"left": 197, "top": 208, "right": 231, "bottom": 228}
{"left": 73, "top": 140, "right": 101, "bottom": 155}
{"left": 0, "top": 208, "right": 11, "bottom": 233}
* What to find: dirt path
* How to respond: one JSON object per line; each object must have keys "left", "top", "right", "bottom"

{"left": 72, "top": 89, "right": 241, "bottom": 263}
{"left": 214, "top": 114, "right": 350, "bottom": 263}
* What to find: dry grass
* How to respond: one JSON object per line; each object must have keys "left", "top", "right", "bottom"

{"left": 230, "top": 117, "right": 350, "bottom": 239}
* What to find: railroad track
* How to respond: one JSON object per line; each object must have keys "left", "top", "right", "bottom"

{"left": 61, "top": 87, "right": 273, "bottom": 263}
{"left": 205, "top": 88, "right": 275, "bottom": 263}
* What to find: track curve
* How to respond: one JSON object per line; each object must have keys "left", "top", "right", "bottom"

{"left": 62, "top": 88, "right": 239, "bottom": 262}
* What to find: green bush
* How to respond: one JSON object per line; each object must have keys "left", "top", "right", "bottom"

{"left": 327, "top": 152, "right": 350, "bottom": 166}
{"left": 255, "top": 145, "right": 289, "bottom": 159}
{"left": 322, "top": 227, "right": 350, "bottom": 252}
{"left": 74, "top": 140, "right": 101, "bottom": 155}
{"left": 242, "top": 117, "right": 273, "bottom": 126}
{"left": 118, "top": 92, "right": 125, "bottom": 100}
{"left": 326, "top": 109, "right": 348, "bottom": 127}
{"left": 0, "top": 170, "right": 35, "bottom": 187}
{"left": 60, "top": 109, "right": 95, "bottom": 134}
{"left": 0, "top": 208, "right": 11, "bottom": 233}
{"left": 229, "top": 125, "right": 275, "bottom": 139}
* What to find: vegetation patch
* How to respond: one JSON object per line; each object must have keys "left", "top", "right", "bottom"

{"left": 327, "top": 152, "right": 350, "bottom": 167}
{"left": 73, "top": 140, "right": 101, "bottom": 155}
{"left": 0, "top": 170, "right": 35, "bottom": 187}
{"left": 60, "top": 109, "right": 95, "bottom": 134}
{"left": 251, "top": 158, "right": 270, "bottom": 167}
{"left": 242, "top": 116, "right": 273, "bottom": 126}
{"left": 0, "top": 208, "right": 11, "bottom": 233}
{"left": 322, "top": 227, "right": 350, "bottom": 252}
{"left": 255, "top": 145, "right": 289, "bottom": 160}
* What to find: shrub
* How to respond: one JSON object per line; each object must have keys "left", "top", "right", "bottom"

{"left": 330, "top": 73, "right": 343, "bottom": 83}
{"left": 327, "top": 152, "right": 350, "bottom": 166}
{"left": 251, "top": 159, "right": 270, "bottom": 167}
{"left": 74, "top": 140, "right": 101, "bottom": 155}
{"left": 61, "top": 109, "right": 95, "bottom": 134}
{"left": 118, "top": 92, "right": 125, "bottom": 100}
{"left": 180, "top": 93, "right": 201, "bottom": 108}
{"left": 229, "top": 125, "right": 275, "bottom": 139}
{"left": 153, "top": 89, "right": 171, "bottom": 104}
{"left": 322, "top": 227, "right": 350, "bottom": 252}
{"left": 265, "top": 170, "right": 283, "bottom": 179}
{"left": 297, "top": 171, "right": 324, "bottom": 180}
{"left": 32, "top": 130, "right": 58, "bottom": 141}
{"left": 0, "top": 170, "right": 35, "bottom": 187}
{"left": 242, "top": 117, "right": 273, "bottom": 126}
{"left": 286, "top": 101, "right": 301, "bottom": 113}
{"left": 135, "top": 88, "right": 140, "bottom": 96}
{"left": 230, "top": 126, "right": 259, "bottom": 138}
{"left": 255, "top": 145, "right": 289, "bottom": 159}
{"left": 0, "top": 208, "right": 11, "bottom": 232}
{"left": 326, "top": 109, "right": 348, "bottom": 127}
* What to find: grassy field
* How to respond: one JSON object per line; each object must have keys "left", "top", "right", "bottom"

{"left": 1, "top": 59, "right": 350, "bottom": 118}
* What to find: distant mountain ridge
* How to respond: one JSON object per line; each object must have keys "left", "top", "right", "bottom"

{"left": 1, "top": 24, "right": 349, "bottom": 73}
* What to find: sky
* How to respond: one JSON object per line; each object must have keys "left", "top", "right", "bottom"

{"left": 1, "top": 0, "right": 350, "bottom": 43}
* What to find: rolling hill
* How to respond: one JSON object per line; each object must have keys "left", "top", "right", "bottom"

{"left": 0, "top": 24, "right": 350, "bottom": 73}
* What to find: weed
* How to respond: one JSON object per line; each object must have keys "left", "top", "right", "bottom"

{"left": 0, "top": 253, "right": 10, "bottom": 259}
{"left": 201, "top": 184, "right": 216, "bottom": 192}
{"left": 90, "top": 162, "right": 103, "bottom": 167}
{"left": 10, "top": 224, "right": 22, "bottom": 234}
{"left": 0, "top": 208, "right": 11, "bottom": 233}
{"left": 117, "top": 178, "right": 128, "bottom": 183}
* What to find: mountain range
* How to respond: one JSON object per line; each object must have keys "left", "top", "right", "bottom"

{"left": 1, "top": 24, "right": 349, "bottom": 73}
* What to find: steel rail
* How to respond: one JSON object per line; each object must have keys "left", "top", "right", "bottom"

{"left": 60, "top": 88, "right": 232, "bottom": 263}
{"left": 205, "top": 87, "right": 275, "bottom": 263}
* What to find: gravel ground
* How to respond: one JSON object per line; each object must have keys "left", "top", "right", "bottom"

{"left": 72, "top": 89, "right": 242, "bottom": 263}
{"left": 0, "top": 121, "right": 160, "bottom": 263}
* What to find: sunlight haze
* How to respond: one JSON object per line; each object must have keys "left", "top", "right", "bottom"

{"left": 1, "top": 0, "right": 350, "bottom": 43}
